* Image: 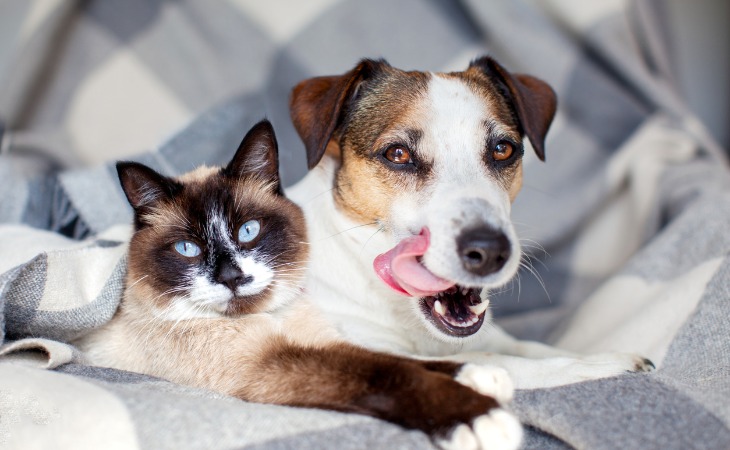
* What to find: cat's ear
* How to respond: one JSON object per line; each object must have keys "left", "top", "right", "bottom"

{"left": 116, "top": 161, "right": 178, "bottom": 210}
{"left": 225, "top": 119, "right": 282, "bottom": 195}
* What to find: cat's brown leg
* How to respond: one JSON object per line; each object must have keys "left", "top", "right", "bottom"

{"left": 234, "top": 340, "right": 521, "bottom": 449}
{"left": 417, "top": 359, "right": 463, "bottom": 375}
{"left": 415, "top": 359, "right": 515, "bottom": 406}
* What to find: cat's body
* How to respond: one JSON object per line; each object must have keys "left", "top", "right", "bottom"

{"left": 79, "top": 292, "right": 338, "bottom": 400}
{"left": 74, "top": 121, "right": 522, "bottom": 450}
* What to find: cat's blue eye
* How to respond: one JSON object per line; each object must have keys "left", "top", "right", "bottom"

{"left": 174, "top": 241, "right": 201, "bottom": 257}
{"left": 238, "top": 219, "right": 261, "bottom": 243}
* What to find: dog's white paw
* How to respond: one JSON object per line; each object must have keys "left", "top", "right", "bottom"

{"left": 436, "top": 409, "right": 522, "bottom": 450}
{"left": 565, "top": 352, "right": 655, "bottom": 382}
{"left": 521, "top": 352, "right": 655, "bottom": 388}
{"left": 579, "top": 352, "right": 655, "bottom": 375}
{"left": 455, "top": 364, "right": 514, "bottom": 404}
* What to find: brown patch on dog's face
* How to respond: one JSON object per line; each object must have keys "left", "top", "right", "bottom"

{"left": 328, "top": 66, "right": 430, "bottom": 223}
{"left": 289, "top": 57, "right": 555, "bottom": 226}
{"left": 451, "top": 66, "right": 520, "bottom": 131}
{"left": 505, "top": 160, "right": 522, "bottom": 202}
{"left": 329, "top": 65, "right": 528, "bottom": 226}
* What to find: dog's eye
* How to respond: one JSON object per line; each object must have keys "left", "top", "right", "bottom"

{"left": 383, "top": 146, "right": 412, "bottom": 165}
{"left": 493, "top": 141, "right": 514, "bottom": 161}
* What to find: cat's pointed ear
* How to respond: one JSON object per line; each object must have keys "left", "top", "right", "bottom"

{"left": 116, "top": 161, "right": 178, "bottom": 210}
{"left": 225, "top": 119, "right": 282, "bottom": 195}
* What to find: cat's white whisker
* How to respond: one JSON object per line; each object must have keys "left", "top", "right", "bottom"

{"left": 126, "top": 275, "right": 149, "bottom": 290}
{"left": 271, "top": 268, "right": 308, "bottom": 274}
{"left": 267, "top": 260, "right": 308, "bottom": 268}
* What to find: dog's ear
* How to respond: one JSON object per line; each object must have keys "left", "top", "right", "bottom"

{"left": 290, "top": 59, "right": 388, "bottom": 169}
{"left": 225, "top": 119, "right": 283, "bottom": 195}
{"left": 470, "top": 57, "right": 557, "bottom": 161}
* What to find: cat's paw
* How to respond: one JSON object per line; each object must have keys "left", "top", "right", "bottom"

{"left": 455, "top": 364, "right": 514, "bottom": 404}
{"left": 436, "top": 409, "right": 522, "bottom": 450}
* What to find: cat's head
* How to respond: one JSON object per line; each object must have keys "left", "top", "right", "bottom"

{"left": 117, "top": 120, "right": 307, "bottom": 319}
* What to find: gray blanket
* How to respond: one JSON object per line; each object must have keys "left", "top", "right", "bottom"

{"left": 1, "top": 1, "right": 729, "bottom": 449}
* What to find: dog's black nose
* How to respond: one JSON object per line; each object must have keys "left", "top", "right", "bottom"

{"left": 216, "top": 258, "right": 253, "bottom": 291}
{"left": 457, "top": 227, "right": 511, "bottom": 276}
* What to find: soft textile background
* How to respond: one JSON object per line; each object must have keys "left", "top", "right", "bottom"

{"left": 1, "top": 1, "right": 729, "bottom": 449}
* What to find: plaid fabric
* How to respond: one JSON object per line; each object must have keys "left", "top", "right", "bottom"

{"left": 1, "top": 0, "right": 729, "bottom": 449}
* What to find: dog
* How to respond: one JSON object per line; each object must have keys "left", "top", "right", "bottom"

{"left": 286, "top": 57, "right": 653, "bottom": 389}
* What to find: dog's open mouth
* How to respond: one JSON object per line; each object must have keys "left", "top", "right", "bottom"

{"left": 421, "top": 286, "right": 487, "bottom": 336}
{"left": 373, "top": 228, "right": 489, "bottom": 337}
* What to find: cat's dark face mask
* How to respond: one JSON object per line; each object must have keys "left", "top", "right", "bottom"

{"left": 116, "top": 120, "right": 308, "bottom": 317}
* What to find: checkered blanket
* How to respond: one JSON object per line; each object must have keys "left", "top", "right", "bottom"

{"left": 1, "top": 1, "right": 729, "bottom": 449}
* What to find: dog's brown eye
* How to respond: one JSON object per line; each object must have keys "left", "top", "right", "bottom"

{"left": 493, "top": 142, "right": 514, "bottom": 161}
{"left": 384, "top": 146, "right": 412, "bottom": 165}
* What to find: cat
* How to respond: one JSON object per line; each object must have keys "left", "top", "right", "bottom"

{"left": 73, "top": 120, "right": 522, "bottom": 450}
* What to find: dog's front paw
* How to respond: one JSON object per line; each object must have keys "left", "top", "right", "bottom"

{"left": 542, "top": 352, "right": 655, "bottom": 387}
{"left": 582, "top": 352, "right": 656, "bottom": 374}
{"left": 508, "top": 352, "right": 655, "bottom": 389}
{"left": 436, "top": 409, "right": 522, "bottom": 450}
{"left": 633, "top": 356, "right": 656, "bottom": 372}
{"left": 455, "top": 364, "right": 514, "bottom": 404}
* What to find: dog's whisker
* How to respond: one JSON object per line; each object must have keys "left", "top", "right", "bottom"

{"left": 519, "top": 183, "right": 556, "bottom": 198}
{"left": 521, "top": 250, "right": 550, "bottom": 272}
{"left": 300, "top": 185, "right": 338, "bottom": 205}
{"left": 359, "top": 225, "right": 385, "bottom": 256}
{"left": 519, "top": 238, "right": 550, "bottom": 258}
{"left": 318, "top": 221, "right": 378, "bottom": 242}
{"left": 519, "top": 257, "right": 551, "bottom": 304}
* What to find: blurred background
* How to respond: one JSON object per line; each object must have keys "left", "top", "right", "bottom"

{"left": 0, "top": 0, "right": 727, "bottom": 176}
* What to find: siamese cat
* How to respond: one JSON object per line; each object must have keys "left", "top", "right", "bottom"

{"left": 74, "top": 120, "right": 521, "bottom": 450}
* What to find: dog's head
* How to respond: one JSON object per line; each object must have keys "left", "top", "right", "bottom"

{"left": 290, "top": 57, "right": 556, "bottom": 341}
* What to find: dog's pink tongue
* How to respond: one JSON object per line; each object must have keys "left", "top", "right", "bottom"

{"left": 373, "top": 228, "right": 455, "bottom": 297}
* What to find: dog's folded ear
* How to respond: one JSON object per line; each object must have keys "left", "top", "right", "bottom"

{"left": 470, "top": 57, "right": 557, "bottom": 161}
{"left": 290, "top": 59, "right": 388, "bottom": 169}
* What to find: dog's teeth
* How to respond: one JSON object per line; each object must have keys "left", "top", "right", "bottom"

{"left": 450, "top": 315, "right": 476, "bottom": 327}
{"left": 434, "top": 300, "right": 447, "bottom": 316}
{"left": 468, "top": 301, "right": 489, "bottom": 316}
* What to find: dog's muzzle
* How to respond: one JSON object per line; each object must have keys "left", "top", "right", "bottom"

{"left": 374, "top": 227, "right": 497, "bottom": 338}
